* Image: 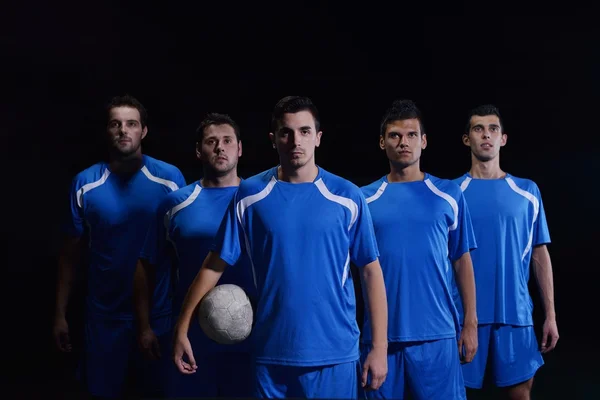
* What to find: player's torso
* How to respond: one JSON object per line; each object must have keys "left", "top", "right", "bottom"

{"left": 461, "top": 176, "right": 537, "bottom": 264}
{"left": 244, "top": 181, "right": 353, "bottom": 290}
{"left": 363, "top": 176, "right": 459, "bottom": 341}
{"left": 169, "top": 186, "right": 255, "bottom": 299}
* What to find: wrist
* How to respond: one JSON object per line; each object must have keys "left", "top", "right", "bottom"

{"left": 463, "top": 313, "right": 478, "bottom": 328}
{"left": 545, "top": 311, "right": 556, "bottom": 321}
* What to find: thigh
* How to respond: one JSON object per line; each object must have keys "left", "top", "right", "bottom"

{"left": 169, "top": 352, "right": 219, "bottom": 398}
{"left": 253, "top": 363, "right": 290, "bottom": 399}
{"left": 491, "top": 325, "right": 544, "bottom": 388}
{"left": 404, "top": 338, "right": 466, "bottom": 400}
{"left": 298, "top": 360, "right": 360, "bottom": 399}
{"left": 133, "top": 315, "right": 174, "bottom": 398}
{"left": 83, "top": 318, "right": 133, "bottom": 399}
{"left": 361, "top": 343, "right": 406, "bottom": 399}
{"left": 217, "top": 352, "right": 254, "bottom": 398}
{"left": 462, "top": 324, "right": 493, "bottom": 389}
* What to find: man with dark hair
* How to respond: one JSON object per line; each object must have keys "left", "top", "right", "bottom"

{"left": 53, "top": 94, "right": 186, "bottom": 399}
{"left": 361, "top": 99, "right": 478, "bottom": 399}
{"left": 173, "top": 96, "right": 389, "bottom": 398}
{"left": 134, "top": 112, "right": 255, "bottom": 398}
{"left": 453, "top": 105, "right": 558, "bottom": 399}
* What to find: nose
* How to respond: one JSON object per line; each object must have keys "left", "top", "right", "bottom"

{"left": 399, "top": 135, "right": 409, "bottom": 147}
{"left": 290, "top": 131, "right": 303, "bottom": 146}
{"left": 214, "top": 140, "right": 224, "bottom": 153}
{"left": 482, "top": 129, "right": 491, "bottom": 139}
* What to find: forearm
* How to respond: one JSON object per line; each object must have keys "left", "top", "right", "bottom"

{"left": 133, "top": 259, "right": 155, "bottom": 331}
{"left": 55, "top": 260, "right": 74, "bottom": 320}
{"left": 175, "top": 251, "right": 226, "bottom": 335}
{"left": 532, "top": 245, "right": 556, "bottom": 319}
{"left": 362, "top": 260, "right": 388, "bottom": 348}
{"left": 55, "top": 240, "right": 80, "bottom": 319}
{"left": 454, "top": 253, "right": 478, "bottom": 326}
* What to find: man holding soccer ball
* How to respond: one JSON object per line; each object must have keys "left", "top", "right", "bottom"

{"left": 173, "top": 96, "right": 389, "bottom": 398}
{"left": 135, "top": 113, "right": 256, "bottom": 398}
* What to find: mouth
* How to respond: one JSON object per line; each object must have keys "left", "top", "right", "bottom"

{"left": 117, "top": 139, "right": 131, "bottom": 144}
{"left": 290, "top": 151, "right": 303, "bottom": 157}
{"left": 215, "top": 156, "right": 228, "bottom": 162}
{"left": 480, "top": 143, "right": 493, "bottom": 149}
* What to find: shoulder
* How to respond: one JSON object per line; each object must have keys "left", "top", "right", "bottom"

{"left": 505, "top": 174, "right": 540, "bottom": 194}
{"left": 360, "top": 177, "right": 387, "bottom": 201}
{"left": 158, "top": 181, "right": 202, "bottom": 214}
{"left": 71, "top": 162, "right": 110, "bottom": 191}
{"left": 317, "top": 168, "right": 365, "bottom": 202}
{"left": 236, "top": 167, "right": 278, "bottom": 199}
{"left": 425, "top": 174, "right": 463, "bottom": 200}
{"left": 142, "top": 155, "right": 184, "bottom": 190}
{"left": 451, "top": 173, "right": 471, "bottom": 188}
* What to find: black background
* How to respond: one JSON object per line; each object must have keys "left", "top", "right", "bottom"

{"left": 4, "top": 2, "right": 599, "bottom": 398}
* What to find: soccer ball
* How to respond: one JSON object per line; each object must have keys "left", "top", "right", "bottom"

{"left": 197, "top": 284, "right": 253, "bottom": 345}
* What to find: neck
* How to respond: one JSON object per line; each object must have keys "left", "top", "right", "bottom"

{"left": 109, "top": 150, "right": 143, "bottom": 175}
{"left": 201, "top": 169, "right": 240, "bottom": 188}
{"left": 278, "top": 161, "right": 319, "bottom": 183}
{"left": 388, "top": 161, "right": 424, "bottom": 183}
{"left": 469, "top": 153, "right": 505, "bottom": 179}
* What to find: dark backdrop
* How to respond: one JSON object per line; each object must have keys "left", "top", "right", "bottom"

{"left": 3, "top": 3, "right": 599, "bottom": 399}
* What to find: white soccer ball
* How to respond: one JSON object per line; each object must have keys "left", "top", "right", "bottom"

{"left": 198, "top": 284, "right": 253, "bottom": 345}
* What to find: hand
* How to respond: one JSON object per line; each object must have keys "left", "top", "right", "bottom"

{"left": 138, "top": 327, "right": 161, "bottom": 360}
{"left": 172, "top": 331, "right": 197, "bottom": 374}
{"left": 458, "top": 323, "right": 478, "bottom": 364}
{"left": 540, "top": 318, "right": 559, "bottom": 353}
{"left": 53, "top": 317, "right": 71, "bottom": 352}
{"left": 361, "top": 345, "right": 387, "bottom": 391}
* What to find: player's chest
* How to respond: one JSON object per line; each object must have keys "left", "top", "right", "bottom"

{"left": 171, "top": 205, "right": 223, "bottom": 242}
{"left": 84, "top": 180, "right": 165, "bottom": 228}
{"left": 370, "top": 189, "right": 454, "bottom": 233}
{"left": 465, "top": 185, "right": 531, "bottom": 223}
{"left": 248, "top": 192, "right": 351, "bottom": 236}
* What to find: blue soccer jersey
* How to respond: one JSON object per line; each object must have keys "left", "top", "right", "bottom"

{"left": 453, "top": 173, "right": 551, "bottom": 326}
{"left": 64, "top": 155, "right": 186, "bottom": 320}
{"left": 140, "top": 181, "right": 256, "bottom": 353}
{"left": 213, "top": 166, "right": 379, "bottom": 366}
{"left": 361, "top": 174, "right": 476, "bottom": 343}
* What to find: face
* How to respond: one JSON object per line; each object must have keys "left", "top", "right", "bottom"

{"left": 269, "top": 110, "right": 322, "bottom": 169}
{"left": 463, "top": 115, "right": 507, "bottom": 161}
{"left": 107, "top": 106, "right": 147, "bottom": 157}
{"left": 196, "top": 124, "right": 242, "bottom": 176}
{"left": 380, "top": 118, "right": 427, "bottom": 168}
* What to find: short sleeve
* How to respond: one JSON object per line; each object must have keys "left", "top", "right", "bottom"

{"left": 62, "top": 177, "right": 85, "bottom": 238}
{"left": 213, "top": 194, "right": 244, "bottom": 267}
{"left": 140, "top": 199, "right": 169, "bottom": 264}
{"left": 533, "top": 185, "right": 551, "bottom": 246}
{"left": 448, "top": 192, "right": 477, "bottom": 261}
{"left": 349, "top": 192, "right": 380, "bottom": 267}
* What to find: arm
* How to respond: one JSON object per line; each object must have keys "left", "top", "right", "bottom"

{"left": 361, "top": 260, "right": 388, "bottom": 349}
{"left": 453, "top": 252, "right": 477, "bottom": 327}
{"left": 54, "top": 236, "right": 82, "bottom": 352}
{"left": 133, "top": 258, "right": 156, "bottom": 332}
{"left": 453, "top": 251, "right": 478, "bottom": 363}
{"left": 174, "top": 251, "right": 228, "bottom": 335}
{"left": 531, "top": 244, "right": 559, "bottom": 352}
{"left": 360, "top": 259, "right": 388, "bottom": 390}
{"left": 172, "top": 251, "right": 228, "bottom": 373}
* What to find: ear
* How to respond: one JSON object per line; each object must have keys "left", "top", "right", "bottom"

{"left": 379, "top": 135, "right": 385, "bottom": 150}
{"left": 237, "top": 140, "right": 243, "bottom": 157}
{"left": 421, "top": 133, "right": 427, "bottom": 150}
{"left": 500, "top": 133, "right": 507, "bottom": 147}
{"left": 315, "top": 130, "right": 322, "bottom": 148}
{"left": 269, "top": 132, "right": 276, "bottom": 149}
{"left": 462, "top": 134, "right": 470, "bottom": 147}
{"left": 141, "top": 126, "right": 148, "bottom": 140}
{"left": 195, "top": 142, "right": 202, "bottom": 160}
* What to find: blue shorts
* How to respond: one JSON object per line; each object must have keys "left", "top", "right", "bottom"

{"left": 79, "top": 314, "right": 172, "bottom": 398}
{"left": 360, "top": 338, "right": 465, "bottom": 400}
{"left": 169, "top": 351, "right": 253, "bottom": 398}
{"left": 254, "top": 360, "right": 360, "bottom": 399}
{"left": 462, "top": 324, "right": 544, "bottom": 388}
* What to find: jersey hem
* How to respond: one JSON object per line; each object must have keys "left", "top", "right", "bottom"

{"left": 254, "top": 353, "right": 359, "bottom": 367}
{"left": 361, "top": 331, "right": 457, "bottom": 343}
